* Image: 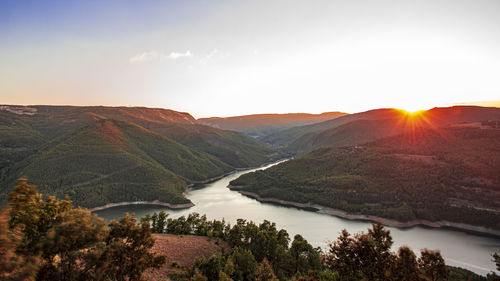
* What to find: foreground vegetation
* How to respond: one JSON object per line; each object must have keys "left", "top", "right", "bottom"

{"left": 144, "top": 211, "right": 500, "bottom": 281}
{"left": 0, "top": 179, "right": 166, "bottom": 280}
{"left": 1, "top": 180, "right": 499, "bottom": 280}
{"left": 232, "top": 127, "right": 500, "bottom": 230}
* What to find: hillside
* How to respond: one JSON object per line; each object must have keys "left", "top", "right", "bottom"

{"left": 231, "top": 127, "right": 500, "bottom": 230}
{"left": 198, "top": 112, "right": 347, "bottom": 138}
{"left": 0, "top": 105, "right": 278, "bottom": 207}
{"left": 263, "top": 106, "right": 500, "bottom": 153}
{"left": 0, "top": 105, "right": 277, "bottom": 167}
{"left": 0, "top": 119, "right": 234, "bottom": 208}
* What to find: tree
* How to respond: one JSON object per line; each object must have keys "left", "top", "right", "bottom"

{"left": 156, "top": 211, "right": 168, "bottom": 233}
{"left": 8, "top": 178, "right": 72, "bottom": 256}
{"left": 486, "top": 253, "right": 500, "bottom": 281}
{"left": 324, "top": 224, "right": 396, "bottom": 281}
{"left": 191, "top": 268, "right": 208, "bottom": 281}
{"left": 255, "top": 258, "right": 278, "bottom": 281}
{"left": 228, "top": 247, "right": 258, "bottom": 281}
{"left": 86, "top": 213, "right": 166, "bottom": 280}
{"left": 494, "top": 253, "right": 500, "bottom": 271}
{"left": 392, "top": 246, "right": 422, "bottom": 281}
{"left": 151, "top": 213, "right": 158, "bottom": 233}
{"left": 196, "top": 253, "right": 225, "bottom": 280}
{"left": 0, "top": 210, "right": 39, "bottom": 281}
{"left": 418, "top": 249, "right": 448, "bottom": 281}
{"left": 324, "top": 229, "right": 358, "bottom": 281}
{"left": 289, "top": 234, "right": 321, "bottom": 275}
{"left": 355, "top": 223, "right": 394, "bottom": 280}
{"left": 274, "top": 245, "right": 294, "bottom": 280}
{"left": 4, "top": 179, "right": 166, "bottom": 281}
{"left": 36, "top": 208, "right": 106, "bottom": 280}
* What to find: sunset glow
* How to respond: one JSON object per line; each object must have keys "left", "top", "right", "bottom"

{"left": 1, "top": 0, "right": 500, "bottom": 116}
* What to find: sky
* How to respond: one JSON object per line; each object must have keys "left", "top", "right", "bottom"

{"left": 1, "top": 0, "right": 499, "bottom": 118}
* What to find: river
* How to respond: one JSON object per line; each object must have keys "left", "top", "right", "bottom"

{"left": 94, "top": 161, "right": 500, "bottom": 275}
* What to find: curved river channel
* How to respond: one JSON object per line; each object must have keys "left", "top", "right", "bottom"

{"left": 95, "top": 161, "right": 500, "bottom": 275}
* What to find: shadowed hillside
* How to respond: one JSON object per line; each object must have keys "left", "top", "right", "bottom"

{"left": 198, "top": 112, "right": 347, "bottom": 138}
{"left": 232, "top": 127, "right": 500, "bottom": 230}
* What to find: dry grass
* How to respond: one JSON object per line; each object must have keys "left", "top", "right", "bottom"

{"left": 143, "top": 234, "right": 230, "bottom": 281}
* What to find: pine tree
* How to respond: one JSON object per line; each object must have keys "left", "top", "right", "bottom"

{"left": 256, "top": 258, "right": 278, "bottom": 281}
{"left": 392, "top": 246, "right": 422, "bottom": 281}
{"left": 418, "top": 249, "right": 448, "bottom": 281}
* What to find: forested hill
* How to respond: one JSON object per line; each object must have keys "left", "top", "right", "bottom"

{"left": 231, "top": 127, "right": 500, "bottom": 230}
{"left": 0, "top": 105, "right": 280, "bottom": 207}
{"left": 262, "top": 106, "right": 500, "bottom": 153}
{"left": 198, "top": 111, "right": 347, "bottom": 138}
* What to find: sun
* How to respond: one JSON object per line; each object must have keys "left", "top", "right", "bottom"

{"left": 399, "top": 106, "right": 424, "bottom": 114}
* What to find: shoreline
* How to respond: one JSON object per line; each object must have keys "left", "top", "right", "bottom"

{"left": 189, "top": 157, "right": 291, "bottom": 186}
{"left": 228, "top": 186, "right": 500, "bottom": 237}
{"left": 88, "top": 158, "right": 289, "bottom": 213}
{"left": 88, "top": 200, "right": 194, "bottom": 212}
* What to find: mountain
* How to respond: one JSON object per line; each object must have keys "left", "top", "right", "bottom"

{"left": 231, "top": 126, "right": 500, "bottom": 230}
{"left": 260, "top": 108, "right": 405, "bottom": 147}
{"left": 198, "top": 112, "right": 347, "bottom": 138}
{"left": 263, "top": 106, "right": 500, "bottom": 153}
{"left": 0, "top": 105, "right": 279, "bottom": 207}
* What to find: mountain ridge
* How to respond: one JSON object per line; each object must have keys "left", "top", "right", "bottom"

{"left": 0, "top": 105, "right": 279, "bottom": 208}
{"left": 198, "top": 111, "right": 347, "bottom": 138}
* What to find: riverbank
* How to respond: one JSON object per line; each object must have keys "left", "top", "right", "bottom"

{"left": 188, "top": 157, "right": 290, "bottom": 186}
{"left": 88, "top": 200, "right": 194, "bottom": 212}
{"left": 229, "top": 186, "right": 500, "bottom": 237}
{"left": 89, "top": 159, "right": 289, "bottom": 213}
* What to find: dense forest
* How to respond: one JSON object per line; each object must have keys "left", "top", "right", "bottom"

{"left": 0, "top": 106, "right": 280, "bottom": 208}
{"left": 231, "top": 127, "right": 500, "bottom": 230}
{"left": 1, "top": 180, "right": 499, "bottom": 280}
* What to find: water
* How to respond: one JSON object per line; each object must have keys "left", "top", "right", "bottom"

{"left": 95, "top": 161, "right": 500, "bottom": 275}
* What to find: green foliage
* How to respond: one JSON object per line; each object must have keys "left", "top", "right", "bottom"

{"left": 494, "top": 253, "right": 500, "bottom": 271}
{"left": 255, "top": 258, "right": 278, "bottom": 281}
{"left": 448, "top": 266, "right": 488, "bottom": 281}
{"left": 0, "top": 179, "right": 166, "bottom": 280}
{"left": 0, "top": 209, "right": 39, "bottom": 281}
{"left": 324, "top": 224, "right": 395, "bottom": 281}
{"left": 392, "top": 246, "right": 421, "bottom": 281}
{"left": 8, "top": 178, "right": 73, "bottom": 255}
{"left": 162, "top": 217, "right": 489, "bottom": 281}
{"left": 150, "top": 213, "right": 321, "bottom": 281}
{"left": 228, "top": 247, "right": 258, "bottom": 280}
{"left": 418, "top": 249, "right": 449, "bottom": 281}
{"left": 86, "top": 213, "right": 166, "bottom": 281}
{"left": 289, "top": 234, "right": 321, "bottom": 275}
{"left": 324, "top": 224, "right": 451, "bottom": 281}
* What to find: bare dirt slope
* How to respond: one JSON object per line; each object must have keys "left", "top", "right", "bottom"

{"left": 144, "top": 234, "right": 230, "bottom": 281}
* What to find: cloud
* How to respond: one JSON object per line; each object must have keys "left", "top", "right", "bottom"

{"left": 129, "top": 50, "right": 192, "bottom": 63}
{"left": 129, "top": 51, "right": 159, "bottom": 63}
{"left": 167, "top": 51, "right": 192, "bottom": 59}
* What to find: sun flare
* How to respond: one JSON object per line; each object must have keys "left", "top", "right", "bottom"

{"left": 399, "top": 106, "right": 426, "bottom": 114}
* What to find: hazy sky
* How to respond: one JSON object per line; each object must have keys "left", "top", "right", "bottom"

{"left": 1, "top": 0, "right": 499, "bottom": 117}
